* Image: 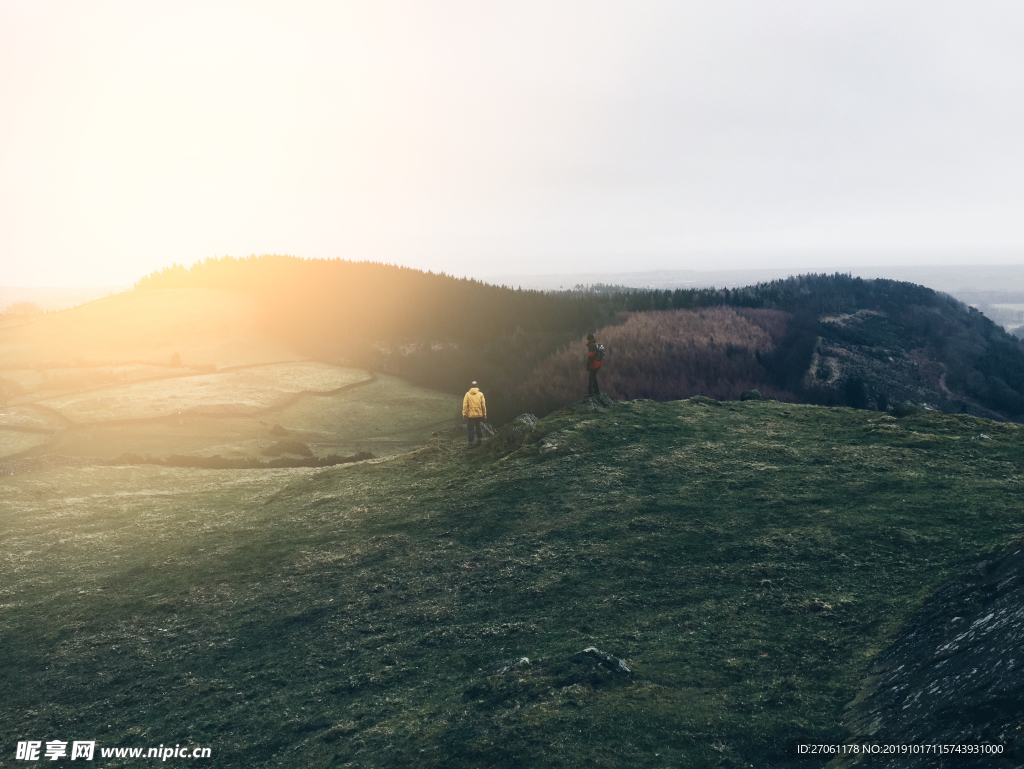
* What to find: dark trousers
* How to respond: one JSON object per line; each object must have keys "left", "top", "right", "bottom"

{"left": 588, "top": 369, "right": 600, "bottom": 395}
{"left": 467, "top": 417, "right": 483, "bottom": 445}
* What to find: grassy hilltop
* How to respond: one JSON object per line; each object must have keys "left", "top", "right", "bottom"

{"left": 4, "top": 397, "right": 1024, "bottom": 767}
{"left": 0, "top": 288, "right": 461, "bottom": 463}
{"left": 5, "top": 268, "right": 1024, "bottom": 766}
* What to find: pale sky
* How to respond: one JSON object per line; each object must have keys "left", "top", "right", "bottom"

{"left": 2, "top": 1, "right": 1024, "bottom": 286}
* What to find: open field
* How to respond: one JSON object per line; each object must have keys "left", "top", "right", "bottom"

{"left": 0, "top": 288, "right": 294, "bottom": 369}
{"left": 2, "top": 363, "right": 190, "bottom": 398}
{"left": 3, "top": 374, "right": 458, "bottom": 462}
{"left": 0, "top": 292, "right": 461, "bottom": 462}
{"left": 0, "top": 404, "right": 70, "bottom": 430}
{"left": 0, "top": 429, "right": 50, "bottom": 457}
{"left": 30, "top": 362, "right": 371, "bottom": 423}
{"left": 3, "top": 398, "right": 1024, "bottom": 767}
{"left": 1, "top": 366, "right": 458, "bottom": 462}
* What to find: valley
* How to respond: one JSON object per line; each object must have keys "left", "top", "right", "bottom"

{"left": 4, "top": 273, "right": 1024, "bottom": 767}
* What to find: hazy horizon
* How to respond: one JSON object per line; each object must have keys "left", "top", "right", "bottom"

{"left": 7, "top": 5, "right": 1024, "bottom": 759}
{"left": 9, "top": 263, "right": 1024, "bottom": 318}
{"left": 4, "top": 1, "right": 1024, "bottom": 286}
{"left": 5, "top": 254, "right": 1024, "bottom": 292}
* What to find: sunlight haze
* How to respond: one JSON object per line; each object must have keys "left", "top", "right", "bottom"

{"left": 7, "top": 6, "right": 1024, "bottom": 761}
{"left": 3, "top": 1, "right": 1024, "bottom": 285}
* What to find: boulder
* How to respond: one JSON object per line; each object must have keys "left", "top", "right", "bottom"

{"left": 487, "top": 657, "right": 530, "bottom": 676}
{"left": 570, "top": 646, "right": 632, "bottom": 675}
{"left": 553, "top": 393, "right": 615, "bottom": 416}
{"left": 688, "top": 395, "right": 721, "bottom": 406}
{"left": 890, "top": 400, "right": 932, "bottom": 418}
{"left": 483, "top": 414, "right": 541, "bottom": 455}
{"left": 740, "top": 389, "right": 762, "bottom": 401}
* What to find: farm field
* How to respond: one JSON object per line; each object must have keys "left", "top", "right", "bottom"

{"left": 0, "top": 288, "right": 294, "bottom": 369}
{"left": 30, "top": 362, "right": 371, "bottom": 423}
{"left": 0, "top": 430, "right": 50, "bottom": 457}
{"left": 0, "top": 363, "right": 176, "bottom": 397}
{"left": 0, "top": 405, "right": 69, "bottom": 430}
{"left": 1, "top": 291, "right": 462, "bottom": 462}
{"left": 1, "top": 366, "right": 458, "bottom": 462}
{"left": 3, "top": 397, "right": 1024, "bottom": 767}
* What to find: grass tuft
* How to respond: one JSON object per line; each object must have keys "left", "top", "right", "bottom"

{"left": 3, "top": 399, "right": 1024, "bottom": 766}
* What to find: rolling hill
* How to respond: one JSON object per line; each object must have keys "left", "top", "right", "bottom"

{"left": 124, "top": 258, "right": 1024, "bottom": 423}
{"left": 0, "top": 288, "right": 460, "bottom": 464}
{"left": 0, "top": 288, "right": 295, "bottom": 371}
{"left": 3, "top": 395, "right": 1023, "bottom": 767}
{"left": 5, "top": 262, "right": 1024, "bottom": 766}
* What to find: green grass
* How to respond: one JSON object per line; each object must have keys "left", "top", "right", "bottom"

{"left": 0, "top": 429, "right": 49, "bottom": 456}
{"left": 1, "top": 363, "right": 176, "bottom": 397}
{"left": 0, "top": 287, "right": 460, "bottom": 463}
{"left": 2, "top": 399, "right": 1024, "bottom": 767}
{"left": 32, "top": 362, "right": 370, "bottom": 422}
{"left": 1, "top": 368, "right": 458, "bottom": 462}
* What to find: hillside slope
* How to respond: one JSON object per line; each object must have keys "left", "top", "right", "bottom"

{"left": 0, "top": 288, "right": 294, "bottom": 370}
{"left": 3, "top": 398, "right": 1024, "bottom": 767}
{"left": 836, "top": 546, "right": 1024, "bottom": 767}
{"left": 121, "top": 259, "right": 1024, "bottom": 422}
{"left": 519, "top": 307, "right": 791, "bottom": 412}
{"left": 0, "top": 290, "right": 461, "bottom": 462}
{"left": 725, "top": 275, "right": 1024, "bottom": 421}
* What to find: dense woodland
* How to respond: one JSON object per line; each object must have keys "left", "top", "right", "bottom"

{"left": 137, "top": 256, "right": 1024, "bottom": 423}
{"left": 519, "top": 307, "right": 791, "bottom": 415}
{"left": 137, "top": 256, "right": 631, "bottom": 421}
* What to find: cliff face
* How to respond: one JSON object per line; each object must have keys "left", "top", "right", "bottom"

{"left": 812, "top": 309, "right": 1009, "bottom": 421}
{"left": 841, "top": 547, "right": 1024, "bottom": 767}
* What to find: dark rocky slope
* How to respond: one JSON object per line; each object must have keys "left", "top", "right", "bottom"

{"left": 838, "top": 546, "right": 1024, "bottom": 767}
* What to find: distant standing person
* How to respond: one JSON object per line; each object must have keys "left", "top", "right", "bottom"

{"left": 586, "top": 334, "right": 603, "bottom": 395}
{"left": 463, "top": 381, "right": 487, "bottom": 448}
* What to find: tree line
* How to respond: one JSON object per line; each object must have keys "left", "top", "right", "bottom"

{"left": 136, "top": 257, "right": 1024, "bottom": 422}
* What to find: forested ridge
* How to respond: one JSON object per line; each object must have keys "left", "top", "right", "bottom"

{"left": 136, "top": 256, "right": 644, "bottom": 421}
{"left": 137, "top": 256, "right": 1024, "bottom": 423}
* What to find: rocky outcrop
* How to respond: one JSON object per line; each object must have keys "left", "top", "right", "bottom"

{"left": 570, "top": 647, "right": 632, "bottom": 676}
{"left": 481, "top": 397, "right": 615, "bottom": 457}
{"left": 889, "top": 400, "right": 935, "bottom": 418}
{"left": 482, "top": 414, "right": 541, "bottom": 456}
{"left": 838, "top": 547, "right": 1024, "bottom": 766}
{"left": 487, "top": 657, "right": 530, "bottom": 676}
{"left": 553, "top": 393, "right": 615, "bottom": 416}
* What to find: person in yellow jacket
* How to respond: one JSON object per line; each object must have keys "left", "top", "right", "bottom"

{"left": 462, "top": 381, "right": 487, "bottom": 448}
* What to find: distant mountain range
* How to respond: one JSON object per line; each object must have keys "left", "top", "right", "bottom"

{"left": 0, "top": 285, "right": 129, "bottom": 313}
{"left": 486, "top": 264, "right": 1024, "bottom": 335}
{"left": 483, "top": 263, "right": 1024, "bottom": 295}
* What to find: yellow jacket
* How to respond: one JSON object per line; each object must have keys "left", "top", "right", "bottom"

{"left": 463, "top": 388, "right": 486, "bottom": 419}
